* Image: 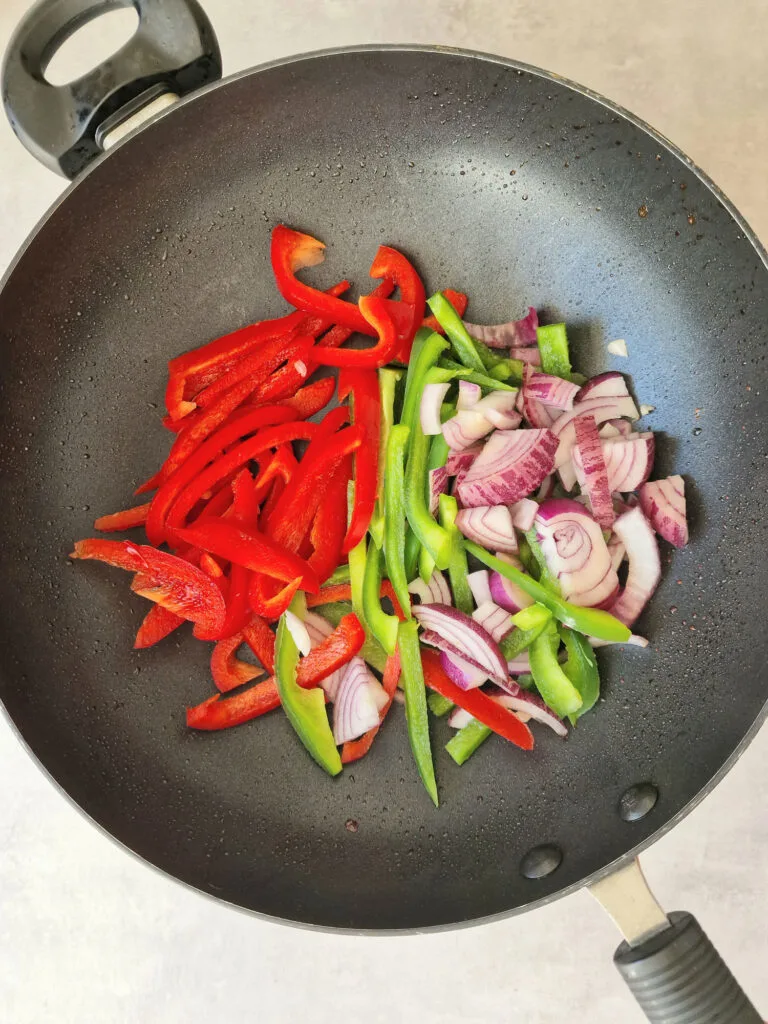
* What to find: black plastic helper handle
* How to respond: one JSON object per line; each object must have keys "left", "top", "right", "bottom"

{"left": 1, "top": 0, "right": 222, "bottom": 178}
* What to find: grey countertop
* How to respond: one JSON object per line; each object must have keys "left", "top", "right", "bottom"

{"left": 0, "top": 1, "right": 766, "bottom": 1021}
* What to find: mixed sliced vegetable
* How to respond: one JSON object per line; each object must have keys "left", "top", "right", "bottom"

{"left": 72, "top": 227, "right": 689, "bottom": 804}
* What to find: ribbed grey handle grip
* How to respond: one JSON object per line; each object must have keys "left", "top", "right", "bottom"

{"left": 615, "top": 912, "right": 762, "bottom": 1024}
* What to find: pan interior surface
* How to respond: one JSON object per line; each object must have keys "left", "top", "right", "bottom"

{"left": 0, "top": 48, "right": 766, "bottom": 929}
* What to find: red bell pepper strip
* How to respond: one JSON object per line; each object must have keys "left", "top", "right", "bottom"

{"left": 309, "top": 294, "right": 398, "bottom": 369}
{"left": 162, "top": 336, "right": 312, "bottom": 480}
{"left": 313, "top": 278, "right": 396, "bottom": 352}
{"left": 279, "top": 376, "right": 336, "bottom": 419}
{"left": 262, "top": 407, "right": 352, "bottom": 544}
{"left": 307, "top": 456, "right": 352, "bottom": 584}
{"left": 70, "top": 539, "right": 227, "bottom": 636}
{"left": 342, "top": 649, "right": 401, "bottom": 763}
{"left": 421, "top": 289, "right": 468, "bottom": 334}
{"left": 305, "top": 580, "right": 406, "bottom": 619}
{"left": 295, "top": 612, "right": 365, "bottom": 689}
{"left": 94, "top": 503, "right": 151, "bottom": 532}
{"left": 225, "top": 469, "right": 261, "bottom": 525}
{"left": 248, "top": 574, "right": 303, "bottom": 621}
{"left": 271, "top": 225, "right": 374, "bottom": 336}
{"left": 194, "top": 482, "right": 234, "bottom": 522}
{"left": 211, "top": 633, "right": 264, "bottom": 693}
{"left": 369, "top": 245, "right": 426, "bottom": 362}
{"left": 253, "top": 445, "right": 297, "bottom": 505}
{"left": 145, "top": 408, "right": 299, "bottom": 546}
{"left": 164, "top": 421, "right": 318, "bottom": 541}
{"left": 199, "top": 552, "right": 225, "bottom": 578}
{"left": 174, "top": 519, "right": 320, "bottom": 592}
{"left": 421, "top": 649, "right": 534, "bottom": 750}
{"left": 338, "top": 368, "right": 380, "bottom": 554}
{"left": 190, "top": 334, "right": 312, "bottom": 413}
{"left": 242, "top": 615, "right": 276, "bottom": 674}
{"left": 186, "top": 676, "right": 281, "bottom": 730}
{"left": 134, "top": 603, "right": 184, "bottom": 649}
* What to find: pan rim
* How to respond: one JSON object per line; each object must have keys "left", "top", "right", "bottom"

{"left": 1, "top": 42, "right": 767, "bottom": 932}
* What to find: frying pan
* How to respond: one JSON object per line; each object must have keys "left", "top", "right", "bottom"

{"left": 1, "top": 1, "right": 766, "bottom": 1020}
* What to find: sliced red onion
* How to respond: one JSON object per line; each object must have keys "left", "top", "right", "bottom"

{"left": 638, "top": 475, "right": 688, "bottom": 548}
{"left": 490, "top": 687, "right": 568, "bottom": 737}
{"left": 448, "top": 706, "right": 476, "bottom": 729}
{"left": 599, "top": 418, "right": 633, "bottom": 439}
{"left": 467, "top": 569, "right": 493, "bottom": 607}
{"left": 408, "top": 569, "right": 452, "bottom": 605}
{"left": 457, "top": 428, "right": 559, "bottom": 507}
{"left": 305, "top": 612, "right": 343, "bottom": 699}
{"left": 421, "top": 381, "right": 451, "bottom": 435}
{"left": 522, "top": 391, "right": 563, "bottom": 429}
{"left": 474, "top": 391, "right": 522, "bottom": 430}
{"left": 472, "top": 599, "right": 513, "bottom": 642}
{"left": 446, "top": 443, "right": 482, "bottom": 476}
{"left": 463, "top": 306, "right": 538, "bottom": 349}
{"left": 609, "top": 507, "right": 661, "bottom": 626}
{"left": 490, "top": 552, "right": 535, "bottom": 613}
{"left": 455, "top": 505, "right": 518, "bottom": 554}
{"left": 558, "top": 460, "right": 578, "bottom": 492}
{"left": 535, "top": 498, "right": 619, "bottom": 608}
{"left": 509, "top": 498, "right": 538, "bottom": 532}
{"left": 552, "top": 374, "right": 640, "bottom": 470}
{"left": 599, "top": 434, "right": 655, "bottom": 493}
{"left": 442, "top": 408, "right": 494, "bottom": 451}
{"left": 607, "top": 533, "right": 626, "bottom": 572}
{"left": 525, "top": 372, "right": 581, "bottom": 411}
{"left": 285, "top": 610, "right": 311, "bottom": 656}
{"left": 413, "top": 603, "right": 508, "bottom": 685}
{"left": 509, "top": 346, "right": 541, "bottom": 365}
{"left": 507, "top": 653, "right": 532, "bottom": 674}
{"left": 573, "top": 415, "right": 615, "bottom": 529}
{"left": 429, "top": 467, "right": 449, "bottom": 515}
{"left": 439, "top": 649, "right": 488, "bottom": 690}
{"left": 536, "top": 474, "right": 557, "bottom": 501}
{"left": 457, "top": 379, "right": 482, "bottom": 411}
{"left": 333, "top": 657, "right": 389, "bottom": 744}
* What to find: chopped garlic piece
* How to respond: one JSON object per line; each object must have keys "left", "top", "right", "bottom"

{"left": 607, "top": 338, "right": 628, "bottom": 357}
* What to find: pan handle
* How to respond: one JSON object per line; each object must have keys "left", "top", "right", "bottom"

{"left": 591, "top": 860, "right": 762, "bottom": 1024}
{"left": 1, "top": 0, "right": 222, "bottom": 178}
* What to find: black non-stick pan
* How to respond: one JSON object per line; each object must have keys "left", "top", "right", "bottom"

{"left": 1, "top": 2, "right": 766, "bottom": 1021}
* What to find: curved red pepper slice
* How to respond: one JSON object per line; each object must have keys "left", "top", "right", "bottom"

{"left": 342, "top": 649, "right": 401, "bottom": 763}
{"left": 175, "top": 519, "right": 320, "bottom": 593}
{"left": 337, "top": 367, "right": 380, "bottom": 554}
{"left": 94, "top": 503, "right": 151, "bottom": 532}
{"left": 310, "top": 293, "right": 398, "bottom": 369}
{"left": 70, "top": 539, "right": 226, "bottom": 636}
{"left": 134, "top": 603, "right": 184, "bottom": 649}
{"left": 279, "top": 376, "right": 336, "bottom": 419}
{"left": 211, "top": 633, "right": 263, "bottom": 693}
{"left": 369, "top": 245, "right": 426, "bottom": 362}
{"left": 242, "top": 615, "right": 276, "bottom": 674}
{"left": 421, "top": 649, "right": 534, "bottom": 750}
{"left": 144, "top": 406, "right": 297, "bottom": 545}
{"left": 295, "top": 613, "right": 365, "bottom": 689}
{"left": 186, "top": 676, "right": 281, "bottom": 730}
{"left": 248, "top": 574, "right": 303, "bottom": 621}
{"left": 307, "top": 455, "right": 352, "bottom": 584}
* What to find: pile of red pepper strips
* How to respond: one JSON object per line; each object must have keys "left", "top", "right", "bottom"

{"left": 72, "top": 226, "right": 476, "bottom": 769}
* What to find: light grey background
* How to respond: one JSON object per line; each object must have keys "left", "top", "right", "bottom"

{"left": 0, "top": 1, "right": 766, "bottom": 1022}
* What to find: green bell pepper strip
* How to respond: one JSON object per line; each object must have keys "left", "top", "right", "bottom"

{"left": 426, "top": 292, "right": 485, "bottom": 372}
{"left": 417, "top": 421, "right": 453, "bottom": 583}
{"left": 446, "top": 719, "right": 492, "bottom": 765}
{"left": 523, "top": 527, "right": 561, "bottom": 594}
{"left": 274, "top": 615, "right": 342, "bottom": 776}
{"left": 312, "top": 602, "right": 387, "bottom": 673}
{"left": 347, "top": 535, "right": 368, "bottom": 627}
{"left": 363, "top": 531, "right": 399, "bottom": 655}
{"left": 464, "top": 542, "right": 631, "bottom": 642}
{"left": 405, "top": 419, "right": 454, "bottom": 571}
{"left": 427, "top": 692, "right": 454, "bottom": 717}
{"left": 418, "top": 544, "right": 436, "bottom": 585}
{"left": 517, "top": 534, "right": 539, "bottom": 578}
{"left": 516, "top": 672, "right": 534, "bottom": 690}
{"left": 404, "top": 527, "right": 421, "bottom": 581}
{"left": 560, "top": 625, "right": 600, "bottom": 724}
{"left": 469, "top": 337, "right": 525, "bottom": 385}
{"left": 528, "top": 620, "right": 583, "bottom": 719}
{"left": 536, "top": 323, "right": 572, "bottom": 380}
{"left": 325, "top": 564, "right": 351, "bottom": 586}
{"left": 438, "top": 494, "right": 473, "bottom": 614}
{"left": 401, "top": 330, "right": 448, "bottom": 443}
{"left": 499, "top": 604, "right": 553, "bottom": 660}
{"left": 439, "top": 359, "right": 518, "bottom": 392}
{"left": 383, "top": 424, "right": 412, "bottom": 619}
{"left": 398, "top": 619, "right": 439, "bottom": 806}
{"left": 369, "top": 368, "right": 403, "bottom": 549}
